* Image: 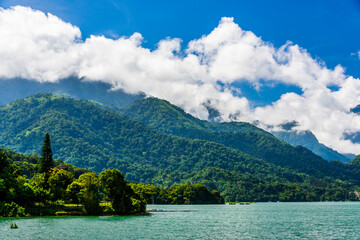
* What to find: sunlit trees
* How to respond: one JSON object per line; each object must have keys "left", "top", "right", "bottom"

{"left": 66, "top": 181, "right": 83, "bottom": 204}
{"left": 78, "top": 172, "right": 101, "bottom": 215}
{"left": 99, "top": 169, "right": 136, "bottom": 214}
{"left": 48, "top": 168, "right": 74, "bottom": 201}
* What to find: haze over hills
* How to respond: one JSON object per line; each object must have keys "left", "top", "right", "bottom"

{"left": 0, "top": 94, "right": 359, "bottom": 201}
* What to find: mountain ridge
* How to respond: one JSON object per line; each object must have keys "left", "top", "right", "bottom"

{"left": 1, "top": 77, "right": 351, "bottom": 162}
{"left": 272, "top": 130, "right": 350, "bottom": 163}
{"left": 117, "top": 97, "right": 358, "bottom": 180}
{"left": 1, "top": 94, "right": 359, "bottom": 200}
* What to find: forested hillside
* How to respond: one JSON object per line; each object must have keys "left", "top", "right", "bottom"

{"left": 118, "top": 98, "right": 360, "bottom": 183}
{"left": 0, "top": 94, "right": 359, "bottom": 201}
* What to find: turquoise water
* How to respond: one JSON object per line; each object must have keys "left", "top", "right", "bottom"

{"left": 1, "top": 202, "right": 359, "bottom": 239}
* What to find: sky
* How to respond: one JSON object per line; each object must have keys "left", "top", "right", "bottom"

{"left": 0, "top": 0, "right": 360, "bottom": 154}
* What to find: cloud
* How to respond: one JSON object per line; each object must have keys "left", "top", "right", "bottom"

{"left": 0, "top": 6, "right": 81, "bottom": 81}
{"left": 1, "top": 6, "right": 360, "bottom": 154}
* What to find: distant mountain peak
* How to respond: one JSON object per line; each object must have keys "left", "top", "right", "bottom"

{"left": 272, "top": 130, "right": 350, "bottom": 163}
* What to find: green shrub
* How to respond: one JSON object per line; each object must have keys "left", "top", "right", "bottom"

{"left": 0, "top": 201, "right": 29, "bottom": 217}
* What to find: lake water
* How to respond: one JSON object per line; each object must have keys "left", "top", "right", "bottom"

{"left": 1, "top": 202, "right": 359, "bottom": 239}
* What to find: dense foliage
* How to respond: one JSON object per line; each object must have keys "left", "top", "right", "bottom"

{"left": 0, "top": 150, "right": 147, "bottom": 216}
{"left": 99, "top": 169, "right": 136, "bottom": 214}
{"left": 350, "top": 155, "right": 360, "bottom": 165}
{"left": 130, "top": 182, "right": 224, "bottom": 204}
{"left": 0, "top": 150, "right": 223, "bottom": 217}
{"left": 1, "top": 148, "right": 89, "bottom": 178}
{"left": 118, "top": 97, "right": 360, "bottom": 185}
{"left": 0, "top": 94, "right": 359, "bottom": 202}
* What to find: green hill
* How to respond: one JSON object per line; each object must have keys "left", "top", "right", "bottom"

{"left": 0, "top": 94, "right": 359, "bottom": 201}
{"left": 118, "top": 98, "right": 360, "bottom": 183}
{"left": 0, "top": 94, "right": 292, "bottom": 178}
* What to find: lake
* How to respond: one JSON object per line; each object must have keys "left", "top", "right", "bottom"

{"left": 1, "top": 202, "right": 359, "bottom": 239}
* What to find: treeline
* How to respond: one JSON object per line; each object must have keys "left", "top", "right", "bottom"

{"left": 130, "top": 183, "right": 224, "bottom": 204}
{"left": 0, "top": 150, "right": 147, "bottom": 217}
{"left": 0, "top": 144, "right": 223, "bottom": 217}
{"left": 154, "top": 167, "right": 359, "bottom": 202}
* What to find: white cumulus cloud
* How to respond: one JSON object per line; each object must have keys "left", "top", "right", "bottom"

{"left": 1, "top": 6, "right": 360, "bottom": 154}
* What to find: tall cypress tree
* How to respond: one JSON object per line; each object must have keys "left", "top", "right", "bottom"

{"left": 40, "top": 132, "right": 54, "bottom": 174}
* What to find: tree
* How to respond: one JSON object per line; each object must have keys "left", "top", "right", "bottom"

{"left": 129, "top": 182, "right": 158, "bottom": 204}
{"left": 78, "top": 172, "right": 101, "bottom": 215}
{"left": 99, "top": 169, "right": 137, "bottom": 214}
{"left": 48, "top": 168, "right": 74, "bottom": 201}
{"left": 66, "top": 181, "right": 83, "bottom": 204}
{"left": 40, "top": 133, "right": 54, "bottom": 188}
{"left": 40, "top": 133, "right": 54, "bottom": 173}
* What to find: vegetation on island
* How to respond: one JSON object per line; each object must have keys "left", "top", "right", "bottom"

{"left": 0, "top": 134, "right": 223, "bottom": 217}
{"left": 0, "top": 94, "right": 359, "bottom": 204}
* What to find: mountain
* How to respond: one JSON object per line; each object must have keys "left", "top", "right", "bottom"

{"left": 0, "top": 94, "right": 294, "bottom": 177}
{"left": 2, "top": 77, "right": 350, "bottom": 164}
{"left": 0, "top": 78, "right": 143, "bottom": 107}
{"left": 272, "top": 130, "right": 350, "bottom": 163}
{"left": 117, "top": 97, "right": 359, "bottom": 182}
{"left": 0, "top": 94, "right": 359, "bottom": 201}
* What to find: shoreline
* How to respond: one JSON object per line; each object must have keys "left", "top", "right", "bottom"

{"left": 2, "top": 201, "right": 359, "bottom": 218}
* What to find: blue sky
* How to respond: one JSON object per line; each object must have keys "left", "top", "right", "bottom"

{"left": 1, "top": 0, "right": 360, "bottom": 153}
{"left": 2, "top": 0, "right": 360, "bottom": 77}
{"left": 2, "top": 0, "right": 360, "bottom": 107}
